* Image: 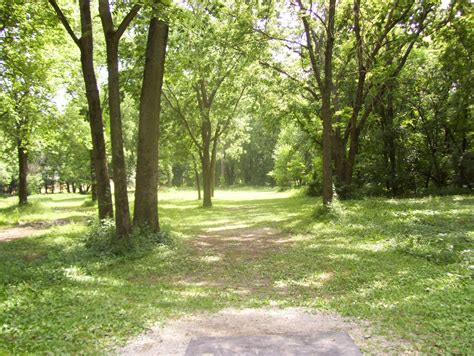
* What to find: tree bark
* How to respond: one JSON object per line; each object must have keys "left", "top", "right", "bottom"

{"left": 17, "top": 141, "right": 28, "bottom": 205}
{"left": 134, "top": 18, "right": 168, "bottom": 231}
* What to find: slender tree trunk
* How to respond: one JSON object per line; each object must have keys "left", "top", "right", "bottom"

{"left": 99, "top": 1, "right": 133, "bottom": 237}
{"left": 321, "top": 0, "right": 336, "bottom": 206}
{"left": 134, "top": 18, "right": 168, "bottom": 231}
{"left": 332, "top": 134, "right": 346, "bottom": 188}
{"left": 220, "top": 147, "right": 225, "bottom": 186}
{"left": 382, "top": 83, "right": 398, "bottom": 195}
{"left": 78, "top": 0, "right": 113, "bottom": 219}
{"left": 194, "top": 160, "right": 201, "bottom": 200}
{"left": 89, "top": 149, "right": 97, "bottom": 201}
{"left": 17, "top": 141, "right": 28, "bottom": 205}
{"left": 210, "top": 138, "right": 217, "bottom": 197}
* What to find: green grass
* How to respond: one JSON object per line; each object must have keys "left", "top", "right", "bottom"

{"left": 0, "top": 190, "right": 472, "bottom": 353}
{"left": 0, "top": 193, "right": 94, "bottom": 227}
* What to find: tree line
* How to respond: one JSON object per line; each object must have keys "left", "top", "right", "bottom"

{"left": 0, "top": 0, "right": 472, "bottom": 239}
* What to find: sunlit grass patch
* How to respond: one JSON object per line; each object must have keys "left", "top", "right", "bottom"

{"left": 0, "top": 193, "right": 94, "bottom": 227}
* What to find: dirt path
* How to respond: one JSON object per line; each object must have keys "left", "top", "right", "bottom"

{"left": 171, "top": 226, "right": 293, "bottom": 292}
{"left": 0, "top": 219, "right": 70, "bottom": 242}
{"left": 120, "top": 226, "right": 414, "bottom": 355}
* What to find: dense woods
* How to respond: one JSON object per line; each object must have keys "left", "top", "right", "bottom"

{"left": 1, "top": 0, "right": 472, "bottom": 228}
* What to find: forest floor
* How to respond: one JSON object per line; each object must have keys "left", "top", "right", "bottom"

{"left": 0, "top": 189, "right": 472, "bottom": 354}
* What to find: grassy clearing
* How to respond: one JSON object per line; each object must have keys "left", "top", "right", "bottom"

{"left": 0, "top": 190, "right": 472, "bottom": 353}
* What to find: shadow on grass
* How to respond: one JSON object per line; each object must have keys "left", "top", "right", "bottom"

{"left": 0, "top": 229, "right": 228, "bottom": 353}
{"left": 0, "top": 193, "right": 472, "bottom": 353}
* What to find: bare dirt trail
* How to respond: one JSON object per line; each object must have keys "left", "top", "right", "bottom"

{"left": 0, "top": 219, "right": 70, "bottom": 242}
{"left": 120, "top": 225, "right": 414, "bottom": 355}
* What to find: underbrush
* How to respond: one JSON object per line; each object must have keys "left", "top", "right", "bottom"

{"left": 83, "top": 219, "right": 174, "bottom": 257}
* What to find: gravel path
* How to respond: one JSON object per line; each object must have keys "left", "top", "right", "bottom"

{"left": 119, "top": 307, "right": 412, "bottom": 355}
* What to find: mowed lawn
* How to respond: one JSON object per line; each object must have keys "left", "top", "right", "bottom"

{"left": 0, "top": 189, "right": 472, "bottom": 353}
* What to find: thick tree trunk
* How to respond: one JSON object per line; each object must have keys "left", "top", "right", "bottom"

{"left": 134, "top": 18, "right": 168, "bottom": 231}
{"left": 17, "top": 142, "right": 28, "bottom": 205}
{"left": 99, "top": 3, "right": 132, "bottom": 238}
{"left": 78, "top": 0, "right": 113, "bottom": 219}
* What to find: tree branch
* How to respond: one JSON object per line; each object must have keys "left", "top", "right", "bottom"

{"left": 259, "top": 61, "right": 319, "bottom": 100}
{"left": 163, "top": 89, "right": 203, "bottom": 151}
{"left": 116, "top": 4, "right": 141, "bottom": 40}
{"left": 48, "top": 0, "right": 81, "bottom": 47}
{"left": 295, "top": 0, "right": 323, "bottom": 91}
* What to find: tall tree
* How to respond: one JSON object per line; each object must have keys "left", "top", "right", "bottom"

{"left": 98, "top": 0, "right": 141, "bottom": 238}
{"left": 0, "top": 1, "right": 55, "bottom": 205}
{"left": 49, "top": 0, "right": 113, "bottom": 219}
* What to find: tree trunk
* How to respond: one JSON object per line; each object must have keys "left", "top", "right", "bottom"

{"left": 220, "top": 147, "right": 225, "bottom": 186}
{"left": 89, "top": 149, "right": 97, "bottom": 201}
{"left": 17, "top": 141, "right": 28, "bottom": 205}
{"left": 380, "top": 81, "right": 398, "bottom": 195}
{"left": 134, "top": 18, "right": 168, "bottom": 231}
{"left": 78, "top": 0, "right": 113, "bottom": 219}
{"left": 210, "top": 137, "right": 218, "bottom": 198}
{"left": 321, "top": 0, "right": 336, "bottom": 206}
{"left": 201, "top": 138, "right": 212, "bottom": 207}
{"left": 99, "top": 1, "right": 132, "bottom": 238}
{"left": 194, "top": 160, "right": 201, "bottom": 200}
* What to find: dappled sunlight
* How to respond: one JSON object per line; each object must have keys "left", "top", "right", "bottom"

{"left": 206, "top": 224, "right": 251, "bottom": 232}
{"left": 200, "top": 255, "right": 222, "bottom": 263}
{"left": 275, "top": 272, "right": 334, "bottom": 290}
{"left": 0, "top": 191, "right": 472, "bottom": 353}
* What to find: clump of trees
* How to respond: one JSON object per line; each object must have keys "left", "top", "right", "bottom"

{"left": 0, "top": 0, "right": 471, "bottom": 240}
